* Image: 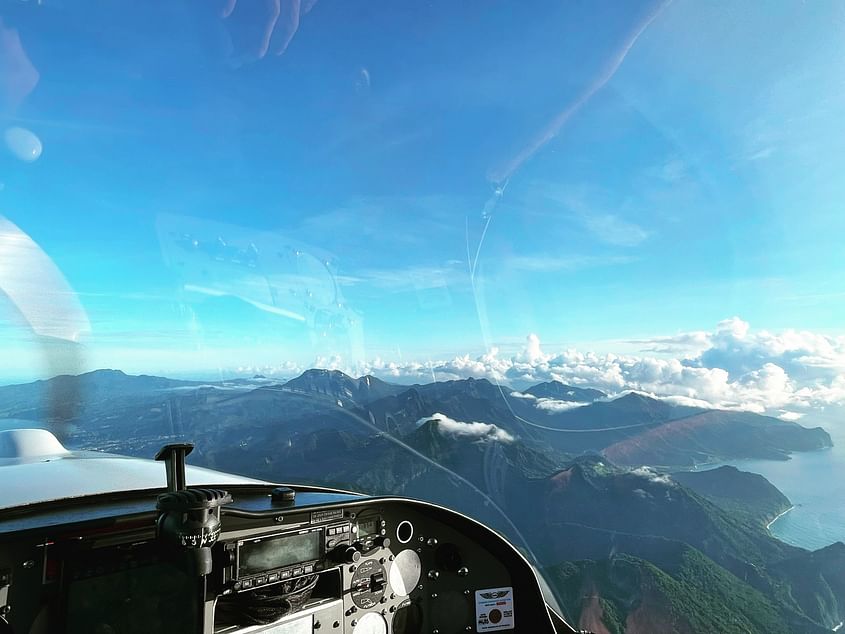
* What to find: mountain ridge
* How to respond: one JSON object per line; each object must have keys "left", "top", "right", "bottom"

{"left": 523, "top": 381, "right": 607, "bottom": 402}
{"left": 1, "top": 368, "right": 840, "bottom": 632}
{"left": 0, "top": 368, "right": 830, "bottom": 467}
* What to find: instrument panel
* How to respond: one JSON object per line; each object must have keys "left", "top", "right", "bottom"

{"left": 0, "top": 486, "right": 569, "bottom": 634}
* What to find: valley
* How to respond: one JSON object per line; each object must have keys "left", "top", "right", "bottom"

{"left": 0, "top": 368, "right": 840, "bottom": 633}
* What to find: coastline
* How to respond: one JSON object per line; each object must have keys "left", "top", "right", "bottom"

{"left": 684, "top": 444, "right": 836, "bottom": 472}
{"left": 767, "top": 505, "right": 794, "bottom": 531}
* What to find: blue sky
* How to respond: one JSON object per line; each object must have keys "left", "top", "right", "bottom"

{"left": 1, "top": 0, "right": 845, "bottom": 382}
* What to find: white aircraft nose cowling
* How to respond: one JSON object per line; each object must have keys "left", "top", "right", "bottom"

{"left": 0, "top": 429, "right": 69, "bottom": 458}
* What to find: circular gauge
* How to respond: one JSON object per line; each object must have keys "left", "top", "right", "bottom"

{"left": 353, "top": 612, "right": 387, "bottom": 634}
{"left": 388, "top": 549, "right": 421, "bottom": 597}
{"left": 396, "top": 520, "right": 414, "bottom": 544}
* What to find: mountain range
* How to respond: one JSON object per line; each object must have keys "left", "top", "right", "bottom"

{"left": 0, "top": 368, "right": 840, "bottom": 633}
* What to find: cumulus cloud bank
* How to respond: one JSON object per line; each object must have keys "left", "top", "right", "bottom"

{"left": 363, "top": 318, "right": 845, "bottom": 418}
{"left": 243, "top": 318, "right": 845, "bottom": 420}
{"left": 416, "top": 413, "right": 515, "bottom": 443}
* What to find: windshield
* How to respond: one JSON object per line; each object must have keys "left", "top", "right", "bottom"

{"left": 2, "top": 1, "right": 845, "bottom": 631}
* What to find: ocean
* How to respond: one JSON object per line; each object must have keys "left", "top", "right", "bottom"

{"left": 702, "top": 428, "right": 845, "bottom": 551}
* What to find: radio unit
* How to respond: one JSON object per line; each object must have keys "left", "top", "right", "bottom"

{"left": 354, "top": 515, "right": 387, "bottom": 553}
{"left": 222, "top": 521, "right": 353, "bottom": 592}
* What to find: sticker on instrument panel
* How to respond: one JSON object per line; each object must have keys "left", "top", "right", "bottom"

{"left": 475, "top": 587, "right": 514, "bottom": 631}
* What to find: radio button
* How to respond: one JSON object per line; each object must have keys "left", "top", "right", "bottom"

{"left": 304, "top": 564, "right": 314, "bottom": 573}
{"left": 256, "top": 576, "right": 267, "bottom": 586}
{"left": 242, "top": 579, "right": 253, "bottom": 589}
{"left": 268, "top": 573, "right": 279, "bottom": 583}
{"left": 293, "top": 567, "right": 304, "bottom": 576}
{"left": 281, "top": 570, "right": 292, "bottom": 579}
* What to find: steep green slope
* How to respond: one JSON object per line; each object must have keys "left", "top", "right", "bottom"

{"left": 772, "top": 542, "right": 845, "bottom": 629}
{"left": 672, "top": 465, "right": 792, "bottom": 527}
{"left": 513, "top": 458, "right": 845, "bottom": 632}
{"left": 547, "top": 549, "right": 820, "bottom": 634}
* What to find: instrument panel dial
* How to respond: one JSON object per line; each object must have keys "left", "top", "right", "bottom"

{"left": 353, "top": 612, "right": 388, "bottom": 634}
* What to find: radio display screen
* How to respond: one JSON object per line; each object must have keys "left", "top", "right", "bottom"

{"left": 357, "top": 518, "right": 378, "bottom": 538}
{"left": 239, "top": 531, "right": 320, "bottom": 576}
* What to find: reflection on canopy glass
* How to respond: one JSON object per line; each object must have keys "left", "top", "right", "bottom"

{"left": 2, "top": 1, "right": 845, "bottom": 632}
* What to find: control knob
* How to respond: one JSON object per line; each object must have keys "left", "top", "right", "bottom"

{"left": 332, "top": 545, "right": 362, "bottom": 564}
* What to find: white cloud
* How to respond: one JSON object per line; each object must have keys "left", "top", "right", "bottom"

{"left": 629, "top": 330, "right": 712, "bottom": 354}
{"left": 581, "top": 213, "right": 651, "bottom": 247}
{"left": 534, "top": 399, "right": 590, "bottom": 413}
{"left": 509, "top": 391, "right": 536, "bottom": 400}
{"left": 655, "top": 394, "right": 717, "bottom": 409}
{"left": 240, "top": 319, "right": 845, "bottom": 420}
{"left": 506, "top": 254, "right": 636, "bottom": 272}
{"left": 745, "top": 146, "right": 775, "bottom": 161}
{"left": 337, "top": 264, "right": 465, "bottom": 291}
{"left": 535, "top": 186, "right": 652, "bottom": 248}
{"left": 430, "top": 324, "right": 842, "bottom": 415}
{"left": 165, "top": 384, "right": 253, "bottom": 392}
{"left": 522, "top": 333, "right": 543, "bottom": 364}
{"left": 415, "top": 413, "right": 514, "bottom": 443}
{"left": 235, "top": 360, "right": 304, "bottom": 378}
{"left": 631, "top": 466, "right": 674, "bottom": 486}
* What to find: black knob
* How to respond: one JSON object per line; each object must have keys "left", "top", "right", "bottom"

{"left": 346, "top": 547, "right": 362, "bottom": 563}
{"left": 271, "top": 486, "right": 296, "bottom": 505}
{"left": 332, "top": 545, "right": 361, "bottom": 564}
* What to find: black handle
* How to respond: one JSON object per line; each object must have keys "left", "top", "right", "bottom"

{"left": 154, "top": 443, "right": 194, "bottom": 492}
